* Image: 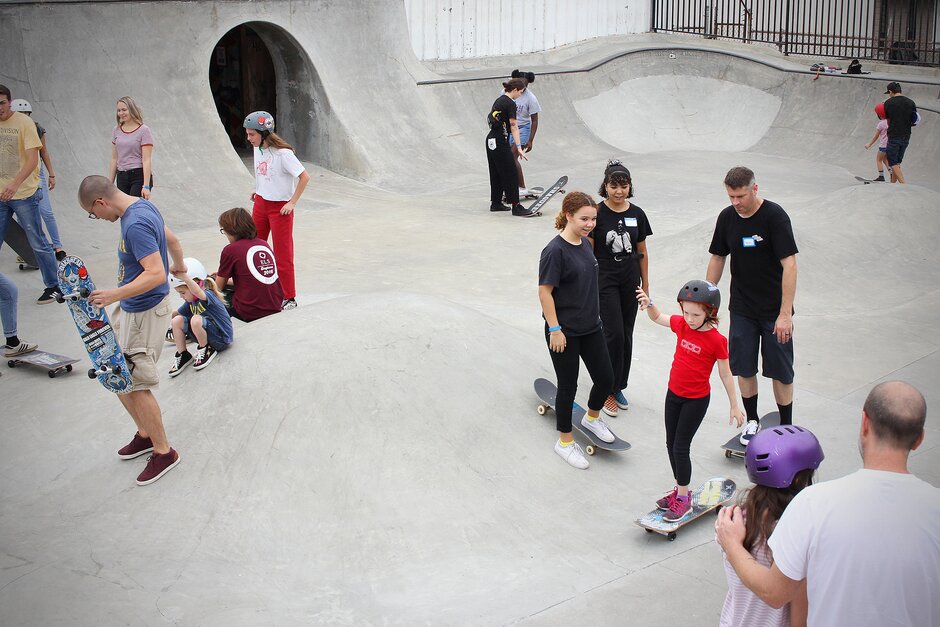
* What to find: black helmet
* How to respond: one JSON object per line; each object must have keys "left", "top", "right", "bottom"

{"left": 676, "top": 279, "right": 721, "bottom": 311}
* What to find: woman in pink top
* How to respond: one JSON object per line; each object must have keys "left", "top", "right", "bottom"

{"left": 108, "top": 96, "right": 154, "bottom": 199}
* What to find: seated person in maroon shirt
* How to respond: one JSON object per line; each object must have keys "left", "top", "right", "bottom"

{"left": 214, "top": 207, "right": 284, "bottom": 322}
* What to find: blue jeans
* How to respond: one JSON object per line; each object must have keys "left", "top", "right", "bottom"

{"left": 0, "top": 272, "right": 18, "bottom": 338}
{"left": 38, "top": 165, "right": 63, "bottom": 249}
{"left": 0, "top": 189, "right": 58, "bottom": 289}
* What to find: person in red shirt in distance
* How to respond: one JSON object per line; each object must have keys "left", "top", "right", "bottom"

{"left": 637, "top": 280, "right": 745, "bottom": 521}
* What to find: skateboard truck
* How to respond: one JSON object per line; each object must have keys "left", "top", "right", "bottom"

{"left": 87, "top": 363, "right": 118, "bottom": 379}
{"left": 56, "top": 287, "right": 91, "bottom": 304}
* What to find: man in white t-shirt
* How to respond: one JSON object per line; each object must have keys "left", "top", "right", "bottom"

{"left": 503, "top": 70, "right": 541, "bottom": 197}
{"left": 716, "top": 380, "right": 940, "bottom": 626}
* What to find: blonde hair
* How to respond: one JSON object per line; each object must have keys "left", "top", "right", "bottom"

{"left": 116, "top": 96, "right": 144, "bottom": 126}
{"left": 553, "top": 191, "right": 596, "bottom": 230}
{"left": 200, "top": 276, "right": 226, "bottom": 301}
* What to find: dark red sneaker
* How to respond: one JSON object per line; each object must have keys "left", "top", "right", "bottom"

{"left": 136, "top": 449, "right": 180, "bottom": 485}
{"left": 118, "top": 432, "right": 154, "bottom": 459}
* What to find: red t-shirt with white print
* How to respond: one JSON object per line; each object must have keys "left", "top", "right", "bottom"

{"left": 667, "top": 315, "right": 729, "bottom": 398}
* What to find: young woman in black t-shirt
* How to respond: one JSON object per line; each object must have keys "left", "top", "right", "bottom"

{"left": 589, "top": 161, "right": 652, "bottom": 418}
{"left": 538, "top": 192, "right": 618, "bottom": 469}
{"left": 486, "top": 78, "right": 536, "bottom": 217}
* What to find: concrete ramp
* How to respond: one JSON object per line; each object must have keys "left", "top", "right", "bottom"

{"left": 574, "top": 75, "right": 782, "bottom": 152}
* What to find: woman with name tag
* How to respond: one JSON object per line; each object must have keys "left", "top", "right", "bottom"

{"left": 589, "top": 160, "right": 652, "bottom": 417}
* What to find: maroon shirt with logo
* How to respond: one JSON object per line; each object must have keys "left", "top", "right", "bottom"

{"left": 218, "top": 238, "right": 284, "bottom": 321}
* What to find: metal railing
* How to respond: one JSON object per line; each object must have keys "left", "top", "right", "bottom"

{"left": 651, "top": 0, "right": 940, "bottom": 67}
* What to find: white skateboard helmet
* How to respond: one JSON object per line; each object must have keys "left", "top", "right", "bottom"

{"left": 11, "top": 99, "right": 32, "bottom": 113}
{"left": 168, "top": 257, "right": 208, "bottom": 287}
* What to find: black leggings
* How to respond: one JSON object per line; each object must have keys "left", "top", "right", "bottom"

{"left": 486, "top": 130, "right": 519, "bottom": 204}
{"left": 598, "top": 260, "right": 641, "bottom": 392}
{"left": 546, "top": 328, "right": 613, "bottom": 433}
{"left": 116, "top": 168, "right": 153, "bottom": 197}
{"left": 664, "top": 390, "right": 710, "bottom": 486}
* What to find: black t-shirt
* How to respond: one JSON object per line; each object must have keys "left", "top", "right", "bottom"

{"left": 488, "top": 95, "right": 517, "bottom": 139}
{"left": 884, "top": 95, "right": 916, "bottom": 140}
{"left": 708, "top": 199, "right": 798, "bottom": 320}
{"left": 590, "top": 201, "right": 652, "bottom": 263}
{"left": 539, "top": 235, "right": 601, "bottom": 336}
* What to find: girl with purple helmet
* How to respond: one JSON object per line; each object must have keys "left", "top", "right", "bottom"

{"left": 718, "top": 425, "right": 824, "bottom": 626}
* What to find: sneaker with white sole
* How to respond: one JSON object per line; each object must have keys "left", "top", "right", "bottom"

{"left": 656, "top": 486, "right": 679, "bottom": 510}
{"left": 739, "top": 419, "right": 761, "bottom": 446}
{"left": 602, "top": 395, "right": 619, "bottom": 417}
{"left": 663, "top": 492, "right": 692, "bottom": 522}
{"left": 554, "top": 439, "right": 589, "bottom": 469}
{"left": 614, "top": 390, "right": 629, "bottom": 410}
{"left": 282, "top": 298, "right": 297, "bottom": 310}
{"left": 581, "top": 414, "right": 615, "bottom": 443}
{"left": 5, "top": 341, "right": 38, "bottom": 358}
{"left": 192, "top": 345, "right": 218, "bottom": 371}
{"left": 37, "top": 286, "right": 61, "bottom": 304}
{"left": 168, "top": 350, "right": 193, "bottom": 377}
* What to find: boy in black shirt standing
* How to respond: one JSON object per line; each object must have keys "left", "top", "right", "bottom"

{"left": 883, "top": 82, "right": 917, "bottom": 184}
{"left": 706, "top": 167, "right": 798, "bottom": 445}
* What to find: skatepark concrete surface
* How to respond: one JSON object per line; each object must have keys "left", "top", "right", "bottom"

{"left": 2, "top": 2, "right": 939, "bottom": 625}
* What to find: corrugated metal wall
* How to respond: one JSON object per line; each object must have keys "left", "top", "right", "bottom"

{"left": 403, "top": 0, "right": 649, "bottom": 60}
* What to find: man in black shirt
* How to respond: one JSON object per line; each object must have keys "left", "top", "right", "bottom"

{"left": 707, "top": 167, "right": 799, "bottom": 445}
{"left": 883, "top": 82, "right": 917, "bottom": 184}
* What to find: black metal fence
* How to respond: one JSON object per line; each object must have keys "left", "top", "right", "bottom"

{"left": 651, "top": 0, "right": 940, "bottom": 67}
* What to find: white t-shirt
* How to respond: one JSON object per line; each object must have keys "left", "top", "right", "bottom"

{"left": 499, "top": 89, "right": 541, "bottom": 126}
{"left": 769, "top": 469, "right": 940, "bottom": 627}
{"left": 253, "top": 146, "right": 305, "bottom": 202}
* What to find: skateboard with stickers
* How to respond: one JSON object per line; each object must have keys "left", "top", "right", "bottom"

{"left": 56, "top": 255, "right": 134, "bottom": 394}
{"left": 525, "top": 176, "right": 567, "bottom": 216}
{"left": 635, "top": 477, "right": 736, "bottom": 541}
{"left": 7, "top": 349, "right": 78, "bottom": 378}
{"left": 534, "top": 377, "right": 631, "bottom": 455}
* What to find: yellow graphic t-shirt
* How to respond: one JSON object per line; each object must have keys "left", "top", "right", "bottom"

{"left": 0, "top": 112, "right": 41, "bottom": 199}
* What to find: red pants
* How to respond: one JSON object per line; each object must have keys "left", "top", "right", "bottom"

{"left": 252, "top": 195, "right": 295, "bottom": 300}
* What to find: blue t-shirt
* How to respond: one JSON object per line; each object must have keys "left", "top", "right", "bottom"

{"left": 176, "top": 291, "right": 234, "bottom": 346}
{"left": 118, "top": 199, "right": 169, "bottom": 312}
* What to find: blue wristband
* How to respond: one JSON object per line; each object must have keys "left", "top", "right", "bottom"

{"left": 142, "top": 186, "right": 151, "bottom": 190}
{"left": 548, "top": 325, "right": 562, "bottom": 332}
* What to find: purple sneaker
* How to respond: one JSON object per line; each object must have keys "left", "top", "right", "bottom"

{"left": 136, "top": 449, "right": 180, "bottom": 485}
{"left": 656, "top": 486, "right": 678, "bottom": 510}
{"left": 117, "top": 432, "right": 154, "bottom": 459}
{"left": 663, "top": 492, "right": 692, "bottom": 522}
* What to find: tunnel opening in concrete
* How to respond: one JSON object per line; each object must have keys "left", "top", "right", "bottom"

{"left": 208, "top": 22, "right": 322, "bottom": 162}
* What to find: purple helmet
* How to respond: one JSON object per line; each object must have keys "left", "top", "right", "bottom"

{"left": 745, "top": 425, "right": 824, "bottom": 488}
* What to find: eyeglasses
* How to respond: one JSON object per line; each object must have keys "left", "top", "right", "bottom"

{"left": 87, "top": 211, "right": 100, "bottom": 220}
{"left": 219, "top": 228, "right": 226, "bottom": 235}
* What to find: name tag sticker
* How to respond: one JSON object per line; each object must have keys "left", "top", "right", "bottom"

{"left": 742, "top": 237, "right": 756, "bottom": 248}
{"left": 624, "top": 217, "right": 638, "bottom": 227}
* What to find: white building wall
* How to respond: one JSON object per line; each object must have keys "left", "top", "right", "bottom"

{"left": 403, "top": 0, "right": 650, "bottom": 60}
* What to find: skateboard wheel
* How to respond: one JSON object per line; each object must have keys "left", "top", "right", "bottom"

{"left": 48, "top": 371, "right": 56, "bottom": 379}
{"left": 7, "top": 360, "right": 15, "bottom": 368}
{"left": 66, "top": 365, "right": 73, "bottom": 372}
{"left": 87, "top": 368, "right": 98, "bottom": 379}
{"left": 537, "top": 404, "right": 547, "bottom": 416}
{"left": 18, "top": 264, "right": 26, "bottom": 270}
{"left": 725, "top": 450, "right": 732, "bottom": 458}
{"left": 645, "top": 529, "right": 652, "bottom": 534}
{"left": 585, "top": 444, "right": 596, "bottom": 456}
{"left": 667, "top": 532, "right": 677, "bottom": 541}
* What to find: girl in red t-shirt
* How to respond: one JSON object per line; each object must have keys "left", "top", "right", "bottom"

{"left": 637, "top": 280, "right": 745, "bottom": 521}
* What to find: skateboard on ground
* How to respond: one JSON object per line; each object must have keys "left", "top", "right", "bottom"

{"left": 635, "top": 477, "right": 736, "bottom": 541}
{"left": 722, "top": 411, "right": 781, "bottom": 459}
{"left": 855, "top": 176, "right": 884, "bottom": 184}
{"left": 525, "top": 176, "right": 567, "bottom": 216}
{"left": 7, "top": 349, "right": 78, "bottom": 378}
{"left": 3, "top": 218, "right": 39, "bottom": 270}
{"left": 534, "top": 377, "right": 631, "bottom": 455}
{"left": 56, "top": 255, "right": 134, "bottom": 394}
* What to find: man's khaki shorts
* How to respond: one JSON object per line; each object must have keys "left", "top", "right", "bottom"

{"left": 111, "top": 297, "right": 171, "bottom": 391}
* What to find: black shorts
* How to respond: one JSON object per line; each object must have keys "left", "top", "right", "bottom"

{"left": 885, "top": 138, "right": 909, "bottom": 167}
{"left": 728, "top": 312, "right": 794, "bottom": 384}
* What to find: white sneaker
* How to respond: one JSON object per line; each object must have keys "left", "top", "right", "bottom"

{"left": 739, "top": 420, "right": 761, "bottom": 446}
{"left": 554, "top": 439, "right": 589, "bottom": 469}
{"left": 518, "top": 187, "right": 530, "bottom": 197}
{"left": 581, "top": 414, "right": 615, "bottom": 443}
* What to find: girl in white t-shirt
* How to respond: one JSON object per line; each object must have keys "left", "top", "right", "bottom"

{"left": 718, "top": 425, "right": 823, "bottom": 627}
{"left": 243, "top": 111, "right": 310, "bottom": 310}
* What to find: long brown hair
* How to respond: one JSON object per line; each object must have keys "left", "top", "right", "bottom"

{"left": 262, "top": 131, "right": 294, "bottom": 151}
{"left": 740, "top": 468, "right": 815, "bottom": 552}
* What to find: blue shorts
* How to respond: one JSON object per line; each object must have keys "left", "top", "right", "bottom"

{"left": 878, "top": 147, "right": 887, "bottom": 153}
{"left": 509, "top": 124, "right": 531, "bottom": 148}
{"left": 885, "top": 137, "right": 909, "bottom": 167}
{"left": 181, "top": 316, "right": 231, "bottom": 351}
{"left": 728, "top": 312, "right": 794, "bottom": 384}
